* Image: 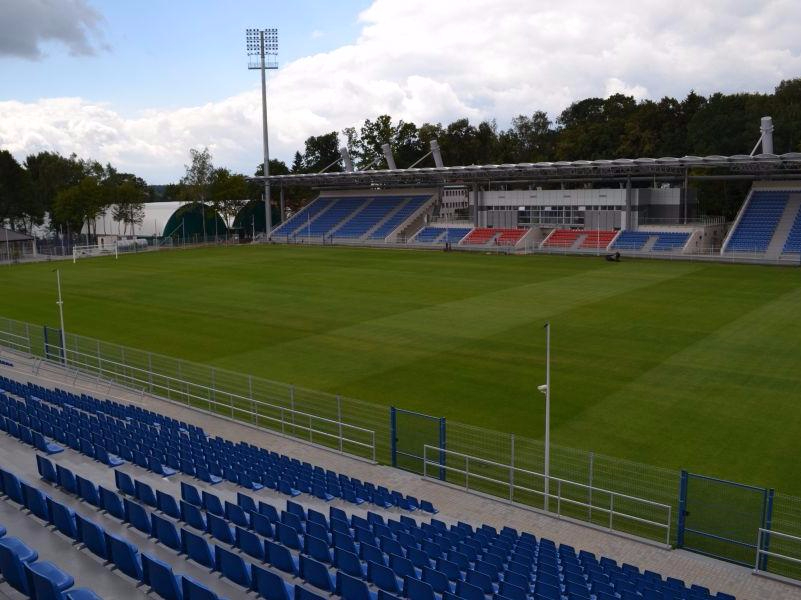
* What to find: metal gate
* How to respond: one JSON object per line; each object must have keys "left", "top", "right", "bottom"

{"left": 677, "top": 471, "right": 774, "bottom": 566}
{"left": 390, "top": 407, "right": 445, "bottom": 480}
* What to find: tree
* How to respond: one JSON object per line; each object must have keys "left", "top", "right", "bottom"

{"left": 111, "top": 179, "right": 147, "bottom": 235}
{"left": 180, "top": 147, "right": 214, "bottom": 238}
{"left": 301, "top": 132, "right": 340, "bottom": 173}
{"left": 0, "top": 151, "right": 31, "bottom": 231}
{"left": 210, "top": 168, "right": 249, "bottom": 233}
{"left": 24, "top": 151, "right": 84, "bottom": 233}
{"left": 51, "top": 176, "right": 105, "bottom": 242}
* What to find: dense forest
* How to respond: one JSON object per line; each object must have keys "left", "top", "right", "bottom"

{"left": 2, "top": 79, "right": 799, "bottom": 236}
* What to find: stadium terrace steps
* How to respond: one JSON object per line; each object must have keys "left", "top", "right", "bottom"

{"left": 782, "top": 197, "right": 801, "bottom": 254}
{"left": 302, "top": 197, "right": 367, "bottom": 238}
{"left": 542, "top": 229, "right": 583, "bottom": 249}
{"left": 461, "top": 228, "right": 499, "bottom": 245}
{"left": 327, "top": 199, "right": 374, "bottom": 239}
{"left": 724, "top": 190, "right": 789, "bottom": 253}
{"left": 363, "top": 199, "right": 412, "bottom": 239}
{"left": 369, "top": 196, "right": 431, "bottom": 240}
{"left": 767, "top": 195, "right": 801, "bottom": 257}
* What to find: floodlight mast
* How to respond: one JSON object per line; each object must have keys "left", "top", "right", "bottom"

{"left": 247, "top": 28, "right": 279, "bottom": 233}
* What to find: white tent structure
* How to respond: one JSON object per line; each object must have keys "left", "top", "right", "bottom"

{"left": 88, "top": 202, "right": 183, "bottom": 238}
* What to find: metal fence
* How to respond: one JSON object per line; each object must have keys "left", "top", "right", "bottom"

{"left": 423, "top": 445, "right": 672, "bottom": 546}
{"left": 3, "top": 314, "right": 801, "bottom": 560}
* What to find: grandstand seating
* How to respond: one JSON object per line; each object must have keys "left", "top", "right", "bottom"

{"left": 0, "top": 372, "right": 739, "bottom": 600}
{"left": 611, "top": 231, "right": 652, "bottom": 251}
{"left": 725, "top": 191, "right": 788, "bottom": 252}
{"left": 369, "top": 197, "right": 430, "bottom": 240}
{"left": 414, "top": 227, "right": 471, "bottom": 244}
{"left": 652, "top": 232, "right": 690, "bottom": 252}
{"left": 578, "top": 231, "right": 617, "bottom": 250}
{"left": 782, "top": 204, "right": 801, "bottom": 253}
{"left": 272, "top": 197, "right": 336, "bottom": 238}
{"left": 333, "top": 198, "right": 403, "bottom": 239}
{"left": 542, "top": 229, "right": 583, "bottom": 248}
{"left": 495, "top": 229, "right": 526, "bottom": 246}
{"left": 304, "top": 198, "right": 366, "bottom": 238}
{"left": 0, "top": 376, "right": 433, "bottom": 514}
{"left": 461, "top": 229, "right": 498, "bottom": 245}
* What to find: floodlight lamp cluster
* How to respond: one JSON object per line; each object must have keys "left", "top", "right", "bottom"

{"left": 245, "top": 28, "right": 278, "bottom": 56}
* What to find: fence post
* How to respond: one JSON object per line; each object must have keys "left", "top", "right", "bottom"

{"left": 249, "top": 375, "right": 255, "bottom": 423}
{"left": 609, "top": 494, "right": 614, "bottom": 530}
{"left": 588, "top": 452, "right": 594, "bottom": 522}
{"left": 25, "top": 322, "right": 30, "bottom": 355}
{"left": 120, "top": 346, "right": 126, "bottom": 385}
{"left": 390, "top": 407, "right": 397, "bottom": 468}
{"left": 438, "top": 417, "right": 446, "bottom": 482}
{"left": 148, "top": 353, "right": 153, "bottom": 393}
{"left": 760, "top": 488, "right": 775, "bottom": 571}
{"left": 677, "top": 470, "right": 688, "bottom": 548}
{"left": 509, "top": 434, "right": 515, "bottom": 502}
{"left": 43, "top": 326, "right": 49, "bottom": 361}
{"left": 290, "top": 385, "right": 295, "bottom": 432}
{"left": 337, "top": 395, "right": 343, "bottom": 453}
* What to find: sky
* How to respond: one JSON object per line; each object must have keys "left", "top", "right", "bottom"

{"left": 1, "top": 0, "right": 800, "bottom": 183}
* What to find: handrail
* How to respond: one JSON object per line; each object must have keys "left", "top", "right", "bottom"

{"left": 41, "top": 341, "right": 376, "bottom": 462}
{"left": 423, "top": 445, "right": 672, "bottom": 546}
{"left": 755, "top": 528, "right": 801, "bottom": 575}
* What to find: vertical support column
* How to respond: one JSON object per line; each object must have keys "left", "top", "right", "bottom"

{"left": 43, "top": 326, "right": 50, "bottom": 361}
{"left": 625, "top": 177, "right": 632, "bottom": 230}
{"left": 390, "top": 407, "right": 397, "bottom": 468}
{"left": 509, "top": 434, "right": 515, "bottom": 502}
{"left": 280, "top": 187, "right": 286, "bottom": 224}
{"left": 472, "top": 183, "right": 480, "bottom": 227}
{"left": 438, "top": 417, "right": 446, "bottom": 481}
{"left": 760, "top": 488, "right": 775, "bottom": 571}
{"left": 337, "top": 395, "right": 343, "bottom": 453}
{"left": 677, "top": 470, "right": 688, "bottom": 548}
{"left": 588, "top": 451, "right": 594, "bottom": 522}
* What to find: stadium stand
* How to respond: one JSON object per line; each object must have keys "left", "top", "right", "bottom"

{"left": 652, "top": 232, "right": 690, "bottom": 252}
{"left": 783, "top": 207, "right": 801, "bottom": 254}
{"left": 612, "top": 231, "right": 652, "bottom": 251}
{"left": 461, "top": 228, "right": 498, "bottom": 245}
{"left": 333, "top": 198, "right": 403, "bottom": 239}
{"left": 414, "top": 227, "right": 471, "bottom": 244}
{"left": 304, "top": 197, "right": 366, "bottom": 238}
{"left": 495, "top": 229, "right": 526, "bottom": 246}
{"left": 272, "top": 197, "right": 337, "bottom": 238}
{"left": 578, "top": 230, "right": 617, "bottom": 250}
{"left": 369, "top": 196, "right": 430, "bottom": 240}
{"left": 0, "top": 376, "right": 434, "bottom": 513}
{"left": 725, "top": 191, "right": 788, "bottom": 252}
{"left": 0, "top": 371, "right": 741, "bottom": 600}
{"left": 542, "top": 229, "right": 583, "bottom": 248}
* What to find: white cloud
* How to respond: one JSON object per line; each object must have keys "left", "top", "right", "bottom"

{"left": 0, "top": 0, "right": 104, "bottom": 58}
{"left": 2, "top": 0, "right": 801, "bottom": 181}
{"left": 310, "top": 30, "right": 324, "bottom": 39}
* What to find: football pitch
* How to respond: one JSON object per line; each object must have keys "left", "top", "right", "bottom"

{"left": 3, "top": 245, "right": 801, "bottom": 494}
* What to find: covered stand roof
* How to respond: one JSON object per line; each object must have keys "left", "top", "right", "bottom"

{"left": 251, "top": 153, "right": 801, "bottom": 188}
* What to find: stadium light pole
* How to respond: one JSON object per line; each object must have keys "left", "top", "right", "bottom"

{"left": 246, "top": 28, "right": 279, "bottom": 234}
{"left": 538, "top": 322, "right": 551, "bottom": 511}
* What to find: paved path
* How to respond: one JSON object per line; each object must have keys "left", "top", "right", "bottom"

{"left": 0, "top": 351, "right": 796, "bottom": 600}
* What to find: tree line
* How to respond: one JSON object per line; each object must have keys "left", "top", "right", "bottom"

{"left": 2, "top": 78, "right": 800, "bottom": 236}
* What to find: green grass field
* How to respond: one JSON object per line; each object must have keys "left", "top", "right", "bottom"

{"left": 3, "top": 245, "right": 801, "bottom": 495}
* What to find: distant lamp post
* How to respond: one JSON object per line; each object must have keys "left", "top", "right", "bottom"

{"left": 538, "top": 322, "right": 551, "bottom": 511}
{"left": 55, "top": 269, "right": 66, "bottom": 364}
{"left": 246, "top": 28, "right": 279, "bottom": 234}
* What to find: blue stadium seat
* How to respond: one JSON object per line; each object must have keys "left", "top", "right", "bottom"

{"left": 252, "top": 564, "right": 294, "bottom": 600}
{"left": 25, "top": 560, "right": 75, "bottom": 599}
{"left": 142, "top": 553, "right": 182, "bottom": 600}
{"left": 65, "top": 589, "right": 104, "bottom": 600}
{"left": 32, "top": 430, "right": 64, "bottom": 454}
{"left": 181, "top": 500, "right": 207, "bottom": 532}
{"left": 48, "top": 499, "right": 78, "bottom": 539}
{"left": 36, "top": 454, "right": 58, "bottom": 484}
{"left": 135, "top": 479, "right": 157, "bottom": 507}
{"left": 182, "top": 529, "right": 216, "bottom": 569}
{"left": 22, "top": 481, "right": 51, "bottom": 521}
{"left": 75, "top": 514, "right": 109, "bottom": 560}
{"left": 152, "top": 513, "right": 182, "bottom": 551}
{"left": 404, "top": 576, "right": 437, "bottom": 600}
{"left": 207, "top": 513, "right": 236, "bottom": 545}
{"left": 182, "top": 575, "right": 223, "bottom": 600}
{"left": 337, "top": 571, "right": 376, "bottom": 600}
{"left": 235, "top": 526, "right": 265, "bottom": 560}
{"left": 202, "top": 491, "right": 224, "bottom": 516}
{"left": 77, "top": 475, "right": 100, "bottom": 507}
{"left": 368, "top": 561, "right": 402, "bottom": 594}
{"left": 114, "top": 470, "right": 136, "bottom": 496}
{"left": 157, "top": 489, "right": 181, "bottom": 519}
{"left": 99, "top": 486, "right": 126, "bottom": 520}
{"left": 181, "top": 481, "right": 202, "bottom": 506}
{"left": 0, "top": 536, "right": 38, "bottom": 595}
{"left": 95, "top": 444, "right": 125, "bottom": 467}
{"left": 335, "top": 547, "right": 367, "bottom": 578}
{"left": 300, "top": 554, "right": 335, "bottom": 592}
{"left": 267, "top": 540, "right": 300, "bottom": 576}
{"left": 215, "top": 545, "right": 252, "bottom": 588}
{"left": 1, "top": 468, "right": 24, "bottom": 503}
{"left": 108, "top": 533, "right": 143, "bottom": 581}
{"left": 305, "top": 534, "right": 333, "bottom": 564}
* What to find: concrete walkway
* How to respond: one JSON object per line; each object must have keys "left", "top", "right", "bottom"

{"left": 0, "top": 351, "right": 797, "bottom": 600}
